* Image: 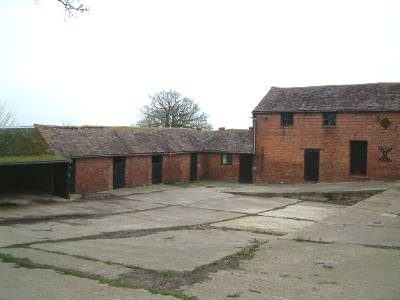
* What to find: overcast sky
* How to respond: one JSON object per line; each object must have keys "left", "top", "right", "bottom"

{"left": 0, "top": 0, "right": 399, "bottom": 129}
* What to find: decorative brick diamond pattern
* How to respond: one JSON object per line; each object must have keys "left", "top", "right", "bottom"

{"left": 378, "top": 146, "right": 393, "bottom": 162}
{"left": 379, "top": 117, "right": 391, "bottom": 129}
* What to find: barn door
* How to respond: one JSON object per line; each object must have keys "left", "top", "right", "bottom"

{"left": 304, "top": 149, "right": 320, "bottom": 181}
{"left": 239, "top": 154, "right": 253, "bottom": 183}
{"left": 152, "top": 155, "right": 162, "bottom": 184}
{"left": 190, "top": 153, "right": 198, "bottom": 181}
{"left": 350, "top": 141, "right": 367, "bottom": 175}
{"left": 113, "top": 157, "right": 125, "bottom": 189}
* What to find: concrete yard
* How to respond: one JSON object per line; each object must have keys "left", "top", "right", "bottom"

{"left": 0, "top": 180, "right": 399, "bottom": 300}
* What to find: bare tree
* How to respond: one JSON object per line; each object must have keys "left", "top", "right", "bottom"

{"left": 56, "top": 0, "right": 89, "bottom": 16}
{"left": 137, "top": 90, "right": 212, "bottom": 130}
{"left": 35, "top": 0, "right": 89, "bottom": 17}
{"left": 0, "top": 101, "right": 17, "bottom": 127}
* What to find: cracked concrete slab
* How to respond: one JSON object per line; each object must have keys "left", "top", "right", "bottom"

{"left": 0, "top": 262, "right": 174, "bottom": 300}
{"left": 103, "top": 184, "right": 177, "bottom": 196}
{"left": 0, "top": 198, "right": 165, "bottom": 221}
{"left": 354, "top": 188, "right": 400, "bottom": 215}
{"left": 183, "top": 239, "right": 400, "bottom": 300}
{"left": 260, "top": 201, "right": 342, "bottom": 221}
{"left": 212, "top": 215, "right": 314, "bottom": 234}
{"left": 124, "top": 205, "right": 244, "bottom": 228}
{"left": 358, "top": 213, "right": 400, "bottom": 228}
{"left": 284, "top": 223, "right": 400, "bottom": 247}
{"left": 33, "top": 229, "right": 269, "bottom": 272}
{"left": 322, "top": 207, "right": 376, "bottom": 225}
{"left": 185, "top": 196, "right": 299, "bottom": 214}
{"left": 1, "top": 182, "right": 399, "bottom": 299}
{"left": 126, "top": 187, "right": 238, "bottom": 205}
{"left": 0, "top": 247, "right": 132, "bottom": 280}
{"left": 0, "top": 206, "right": 242, "bottom": 247}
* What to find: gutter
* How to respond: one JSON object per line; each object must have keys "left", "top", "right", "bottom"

{"left": 67, "top": 150, "right": 255, "bottom": 160}
{"left": 0, "top": 160, "right": 70, "bottom": 166}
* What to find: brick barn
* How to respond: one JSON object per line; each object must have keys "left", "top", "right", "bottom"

{"left": 1, "top": 82, "right": 399, "bottom": 198}
{"left": 34, "top": 125, "right": 253, "bottom": 195}
{"left": 252, "top": 83, "right": 400, "bottom": 183}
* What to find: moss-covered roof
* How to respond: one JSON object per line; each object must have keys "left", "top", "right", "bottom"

{"left": 0, "top": 127, "right": 67, "bottom": 164}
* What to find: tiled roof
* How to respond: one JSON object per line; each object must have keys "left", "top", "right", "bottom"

{"left": 35, "top": 125, "right": 253, "bottom": 158}
{"left": 0, "top": 127, "right": 66, "bottom": 164}
{"left": 253, "top": 83, "right": 400, "bottom": 113}
{"left": 204, "top": 129, "right": 253, "bottom": 153}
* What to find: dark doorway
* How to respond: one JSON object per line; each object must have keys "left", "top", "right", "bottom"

{"left": 350, "top": 141, "right": 367, "bottom": 175}
{"left": 53, "top": 163, "right": 70, "bottom": 198}
{"left": 69, "top": 159, "right": 76, "bottom": 194}
{"left": 304, "top": 149, "right": 320, "bottom": 181}
{"left": 190, "top": 153, "right": 198, "bottom": 181}
{"left": 152, "top": 155, "right": 162, "bottom": 184}
{"left": 113, "top": 157, "right": 125, "bottom": 189}
{"left": 0, "top": 162, "right": 70, "bottom": 198}
{"left": 239, "top": 154, "right": 253, "bottom": 183}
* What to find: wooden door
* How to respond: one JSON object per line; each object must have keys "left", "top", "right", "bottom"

{"left": 304, "top": 149, "right": 320, "bottom": 181}
{"left": 113, "top": 157, "right": 125, "bottom": 189}
{"left": 239, "top": 154, "right": 253, "bottom": 183}
{"left": 190, "top": 153, "right": 198, "bottom": 181}
{"left": 152, "top": 155, "right": 162, "bottom": 184}
{"left": 350, "top": 141, "right": 367, "bottom": 175}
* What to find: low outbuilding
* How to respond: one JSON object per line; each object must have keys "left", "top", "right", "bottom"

{"left": 0, "top": 127, "right": 69, "bottom": 197}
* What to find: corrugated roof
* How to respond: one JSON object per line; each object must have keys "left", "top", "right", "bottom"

{"left": 0, "top": 127, "right": 66, "bottom": 164}
{"left": 35, "top": 125, "right": 253, "bottom": 158}
{"left": 253, "top": 83, "right": 400, "bottom": 113}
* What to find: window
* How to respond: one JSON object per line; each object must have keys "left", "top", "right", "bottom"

{"left": 221, "top": 153, "right": 232, "bottom": 165}
{"left": 323, "top": 112, "right": 336, "bottom": 127}
{"left": 281, "top": 112, "right": 294, "bottom": 127}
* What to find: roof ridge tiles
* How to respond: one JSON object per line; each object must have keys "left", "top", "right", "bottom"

{"left": 33, "top": 125, "right": 253, "bottom": 157}
{"left": 253, "top": 82, "right": 400, "bottom": 113}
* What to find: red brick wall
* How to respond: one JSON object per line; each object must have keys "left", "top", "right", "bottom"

{"left": 75, "top": 157, "right": 113, "bottom": 193}
{"left": 73, "top": 152, "right": 246, "bottom": 194}
{"left": 162, "top": 153, "right": 191, "bottom": 183}
{"left": 254, "top": 112, "right": 400, "bottom": 183}
{"left": 197, "top": 153, "right": 207, "bottom": 180}
{"left": 125, "top": 156, "right": 152, "bottom": 187}
{"left": 201, "top": 153, "right": 240, "bottom": 182}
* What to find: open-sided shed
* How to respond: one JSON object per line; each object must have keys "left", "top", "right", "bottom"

{"left": 0, "top": 127, "right": 70, "bottom": 198}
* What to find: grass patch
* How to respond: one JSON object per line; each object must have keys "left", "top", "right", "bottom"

{"left": 238, "top": 239, "right": 263, "bottom": 257}
{"left": 0, "top": 253, "right": 189, "bottom": 299}
{"left": 0, "top": 253, "right": 43, "bottom": 269}
{"left": 194, "top": 238, "right": 265, "bottom": 273}
{"left": 158, "top": 269, "right": 177, "bottom": 277}
{"left": 0, "top": 238, "right": 264, "bottom": 300}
